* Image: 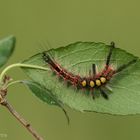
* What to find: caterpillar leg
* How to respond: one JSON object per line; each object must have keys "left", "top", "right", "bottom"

{"left": 90, "top": 89, "right": 95, "bottom": 100}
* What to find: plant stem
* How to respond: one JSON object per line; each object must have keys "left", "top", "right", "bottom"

{"left": 1, "top": 99, "right": 44, "bottom": 140}
{"left": 0, "top": 63, "right": 49, "bottom": 84}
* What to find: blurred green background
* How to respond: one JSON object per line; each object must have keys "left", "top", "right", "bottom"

{"left": 0, "top": 0, "right": 140, "bottom": 140}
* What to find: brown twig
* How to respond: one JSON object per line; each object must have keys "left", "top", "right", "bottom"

{"left": 0, "top": 98, "right": 44, "bottom": 140}
{"left": 0, "top": 66, "right": 48, "bottom": 140}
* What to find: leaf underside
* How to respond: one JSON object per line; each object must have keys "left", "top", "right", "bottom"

{"left": 23, "top": 80, "right": 69, "bottom": 123}
{"left": 0, "top": 36, "right": 16, "bottom": 67}
{"left": 22, "top": 42, "right": 140, "bottom": 115}
{"left": 23, "top": 80, "right": 59, "bottom": 105}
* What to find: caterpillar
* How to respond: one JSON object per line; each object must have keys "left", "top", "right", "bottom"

{"left": 42, "top": 42, "right": 137, "bottom": 99}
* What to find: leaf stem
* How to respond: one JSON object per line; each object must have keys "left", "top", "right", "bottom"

{"left": 6, "top": 80, "right": 23, "bottom": 88}
{"left": 0, "top": 63, "right": 49, "bottom": 84}
{"left": 1, "top": 99, "right": 44, "bottom": 140}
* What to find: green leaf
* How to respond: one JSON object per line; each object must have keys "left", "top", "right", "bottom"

{"left": 22, "top": 42, "right": 140, "bottom": 115}
{"left": 0, "top": 36, "right": 16, "bottom": 67}
{"left": 23, "top": 80, "right": 69, "bottom": 123}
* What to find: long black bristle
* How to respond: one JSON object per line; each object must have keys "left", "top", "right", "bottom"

{"left": 106, "top": 42, "right": 115, "bottom": 67}
{"left": 99, "top": 88, "right": 108, "bottom": 100}
{"left": 92, "top": 64, "right": 96, "bottom": 76}
{"left": 116, "top": 59, "right": 137, "bottom": 73}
